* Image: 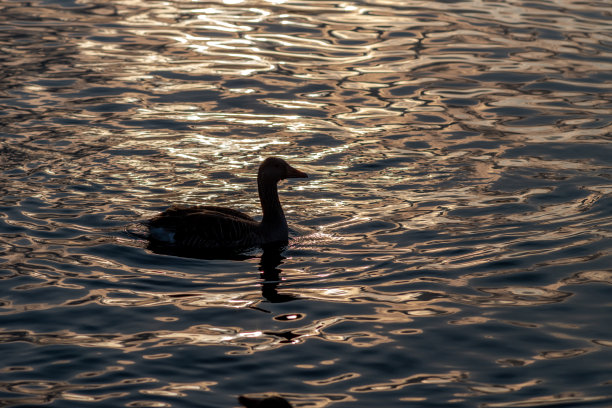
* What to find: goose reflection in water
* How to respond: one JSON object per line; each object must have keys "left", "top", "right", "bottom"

{"left": 144, "top": 243, "right": 298, "bottom": 304}
{"left": 258, "top": 246, "right": 298, "bottom": 304}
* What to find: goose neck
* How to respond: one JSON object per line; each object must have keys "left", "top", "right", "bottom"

{"left": 258, "top": 175, "right": 286, "bottom": 227}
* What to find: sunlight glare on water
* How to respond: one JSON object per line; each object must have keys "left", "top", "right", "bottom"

{"left": 0, "top": 0, "right": 611, "bottom": 407}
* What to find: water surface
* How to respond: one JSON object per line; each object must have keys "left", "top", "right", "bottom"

{"left": 1, "top": 0, "right": 611, "bottom": 407}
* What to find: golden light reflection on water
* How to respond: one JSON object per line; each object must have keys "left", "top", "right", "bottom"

{"left": 1, "top": 0, "right": 612, "bottom": 406}
{"left": 350, "top": 370, "right": 467, "bottom": 393}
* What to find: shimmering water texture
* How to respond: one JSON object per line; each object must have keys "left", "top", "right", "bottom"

{"left": 1, "top": 0, "right": 611, "bottom": 407}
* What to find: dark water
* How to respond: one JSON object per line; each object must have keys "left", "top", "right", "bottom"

{"left": 1, "top": 0, "right": 612, "bottom": 407}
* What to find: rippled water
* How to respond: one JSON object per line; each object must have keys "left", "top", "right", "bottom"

{"left": 1, "top": 0, "right": 611, "bottom": 407}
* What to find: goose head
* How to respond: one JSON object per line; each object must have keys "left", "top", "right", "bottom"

{"left": 258, "top": 157, "right": 308, "bottom": 182}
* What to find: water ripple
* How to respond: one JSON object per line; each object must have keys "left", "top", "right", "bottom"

{"left": 1, "top": 0, "right": 611, "bottom": 407}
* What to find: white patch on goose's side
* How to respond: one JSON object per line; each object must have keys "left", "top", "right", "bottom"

{"left": 149, "top": 227, "right": 175, "bottom": 244}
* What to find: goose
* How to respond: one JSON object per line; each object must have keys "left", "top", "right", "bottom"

{"left": 238, "top": 395, "right": 293, "bottom": 408}
{"left": 148, "top": 157, "right": 307, "bottom": 252}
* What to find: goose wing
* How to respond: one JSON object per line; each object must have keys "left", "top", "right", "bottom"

{"left": 195, "top": 205, "right": 256, "bottom": 222}
{"left": 152, "top": 205, "right": 255, "bottom": 221}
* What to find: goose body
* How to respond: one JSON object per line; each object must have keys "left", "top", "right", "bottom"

{"left": 148, "top": 157, "right": 307, "bottom": 251}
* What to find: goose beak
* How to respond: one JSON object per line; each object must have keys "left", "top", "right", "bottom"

{"left": 286, "top": 165, "right": 308, "bottom": 179}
